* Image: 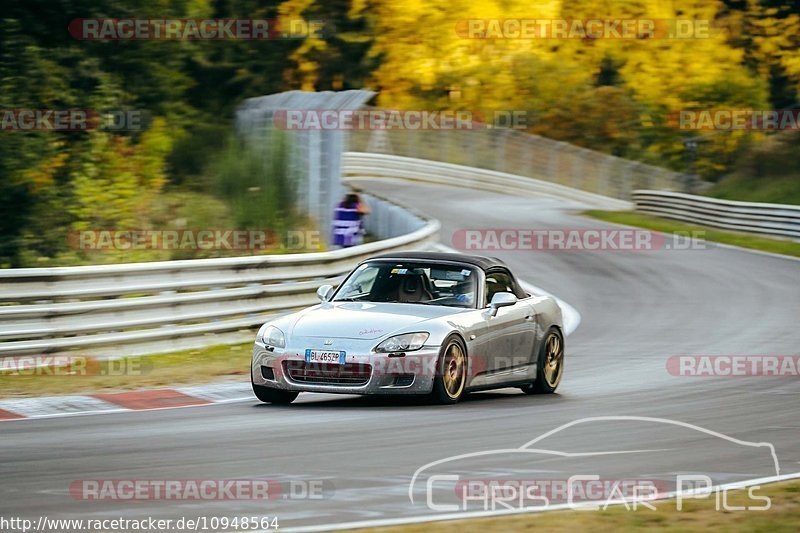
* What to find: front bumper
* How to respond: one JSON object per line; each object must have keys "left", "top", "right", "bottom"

{"left": 251, "top": 341, "right": 441, "bottom": 395}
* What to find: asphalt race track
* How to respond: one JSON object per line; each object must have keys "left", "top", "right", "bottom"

{"left": 1, "top": 179, "right": 799, "bottom": 530}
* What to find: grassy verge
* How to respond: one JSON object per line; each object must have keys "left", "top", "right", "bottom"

{"left": 708, "top": 174, "right": 800, "bottom": 205}
{"left": 705, "top": 130, "right": 800, "bottom": 205}
{"left": 583, "top": 210, "right": 800, "bottom": 258}
{"left": 0, "top": 343, "right": 251, "bottom": 399}
{"left": 365, "top": 479, "right": 800, "bottom": 532}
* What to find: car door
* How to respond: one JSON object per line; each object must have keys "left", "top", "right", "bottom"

{"left": 482, "top": 269, "right": 538, "bottom": 377}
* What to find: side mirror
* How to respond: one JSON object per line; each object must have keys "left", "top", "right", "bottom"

{"left": 489, "top": 292, "right": 517, "bottom": 316}
{"left": 317, "top": 285, "right": 333, "bottom": 302}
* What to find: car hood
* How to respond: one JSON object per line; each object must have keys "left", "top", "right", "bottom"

{"left": 288, "top": 302, "right": 465, "bottom": 340}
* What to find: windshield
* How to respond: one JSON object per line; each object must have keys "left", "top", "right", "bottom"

{"left": 332, "top": 261, "right": 478, "bottom": 308}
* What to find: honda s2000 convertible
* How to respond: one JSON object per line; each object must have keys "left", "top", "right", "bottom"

{"left": 251, "top": 252, "right": 564, "bottom": 404}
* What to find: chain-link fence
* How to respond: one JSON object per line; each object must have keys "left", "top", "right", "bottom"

{"left": 347, "top": 116, "right": 701, "bottom": 201}
{"left": 238, "top": 93, "right": 701, "bottom": 237}
{"left": 236, "top": 90, "right": 375, "bottom": 244}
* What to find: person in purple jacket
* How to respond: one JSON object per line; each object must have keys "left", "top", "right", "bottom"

{"left": 331, "top": 193, "right": 370, "bottom": 247}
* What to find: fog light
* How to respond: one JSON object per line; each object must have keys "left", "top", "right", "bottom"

{"left": 261, "top": 366, "right": 275, "bottom": 380}
{"left": 393, "top": 374, "right": 414, "bottom": 387}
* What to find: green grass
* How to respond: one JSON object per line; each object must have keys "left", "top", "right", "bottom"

{"left": 705, "top": 130, "right": 800, "bottom": 205}
{"left": 583, "top": 210, "right": 800, "bottom": 258}
{"left": 707, "top": 174, "right": 800, "bottom": 205}
{"left": 366, "top": 479, "right": 800, "bottom": 532}
{"left": 0, "top": 343, "right": 252, "bottom": 399}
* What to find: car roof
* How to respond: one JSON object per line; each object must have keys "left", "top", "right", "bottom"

{"left": 366, "top": 251, "right": 509, "bottom": 272}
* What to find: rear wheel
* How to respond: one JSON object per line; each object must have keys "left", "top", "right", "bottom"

{"left": 430, "top": 335, "right": 467, "bottom": 404}
{"left": 521, "top": 327, "right": 564, "bottom": 395}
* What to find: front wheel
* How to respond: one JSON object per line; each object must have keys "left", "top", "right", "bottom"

{"left": 252, "top": 382, "right": 298, "bottom": 404}
{"left": 521, "top": 327, "right": 564, "bottom": 395}
{"left": 430, "top": 335, "right": 468, "bottom": 404}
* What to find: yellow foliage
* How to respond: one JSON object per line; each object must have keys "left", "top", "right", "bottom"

{"left": 69, "top": 119, "right": 173, "bottom": 231}
{"left": 367, "top": 0, "right": 764, "bottom": 115}
{"left": 21, "top": 147, "right": 68, "bottom": 193}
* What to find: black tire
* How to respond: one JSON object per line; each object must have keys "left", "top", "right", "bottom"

{"left": 430, "top": 335, "right": 468, "bottom": 404}
{"left": 521, "top": 327, "right": 564, "bottom": 395}
{"left": 252, "top": 382, "right": 298, "bottom": 404}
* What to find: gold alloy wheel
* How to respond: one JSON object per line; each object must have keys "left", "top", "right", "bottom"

{"left": 442, "top": 341, "right": 466, "bottom": 399}
{"left": 543, "top": 332, "right": 564, "bottom": 389}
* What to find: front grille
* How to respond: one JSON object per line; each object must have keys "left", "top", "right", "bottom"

{"left": 283, "top": 361, "right": 372, "bottom": 386}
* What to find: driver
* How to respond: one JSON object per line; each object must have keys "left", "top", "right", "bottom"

{"left": 395, "top": 270, "right": 434, "bottom": 303}
{"left": 452, "top": 279, "right": 475, "bottom": 306}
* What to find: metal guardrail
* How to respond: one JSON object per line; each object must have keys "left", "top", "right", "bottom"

{"left": 633, "top": 190, "right": 800, "bottom": 240}
{"left": 342, "top": 152, "right": 633, "bottom": 211}
{"left": 0, "top": 193, "right": 439, "bottom": 357}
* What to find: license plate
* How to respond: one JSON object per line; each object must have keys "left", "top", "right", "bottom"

{"left": 305, "top": 349, "right": 346, "bottom": 364}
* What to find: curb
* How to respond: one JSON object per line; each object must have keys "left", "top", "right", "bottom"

{"left": 0, "top": 382, "right": 253, "bottom": 421}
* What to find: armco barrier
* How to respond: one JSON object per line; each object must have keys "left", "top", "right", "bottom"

{"left": 633, "top": 190, "right": 800, "bottom": 240}
{"left": 0, "top": 193, "right": 439, "bottom": 357}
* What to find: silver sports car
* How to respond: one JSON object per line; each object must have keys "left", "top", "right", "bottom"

{"left": 251, "top": 252, "right": 564, "bottom": 404}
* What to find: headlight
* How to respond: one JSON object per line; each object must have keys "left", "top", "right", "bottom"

{"left": 374, "top": 332, "right": 429, "bottom": 353}
{"left": 257, "top": 325, "right": 286, "bottom": 348}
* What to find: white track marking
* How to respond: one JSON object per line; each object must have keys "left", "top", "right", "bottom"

{"left": 176, "top": 382, "right": 253, "bottom": 403}
{"left": 0, "top": 396, "right": 257, "bottom": 422}
{"left": 0, "top": 395, "right": 124, "bottom": 418}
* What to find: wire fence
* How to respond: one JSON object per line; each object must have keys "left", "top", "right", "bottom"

{"left": 236, "top": 90, "right": 376, "bottom": 243}
{"left": 346, "top": 117, "right": 701, "bottom": 201}
{"left": 237, "top": 93, "right": 703, "bottom": 235}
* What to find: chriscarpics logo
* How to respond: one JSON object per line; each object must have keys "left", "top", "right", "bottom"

{"left": 410, "top": 416, "right": 778, "bottom": 513}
